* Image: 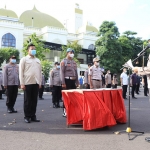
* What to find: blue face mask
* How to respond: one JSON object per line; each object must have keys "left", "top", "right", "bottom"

{"left": 11, "top": 59, "right": 16, "bottom": 63}
{"left": 57, "top": 66, "right": 60, "bottom": 69}
{"left": 30, "top": 50, "right": 36, "bottom": 56}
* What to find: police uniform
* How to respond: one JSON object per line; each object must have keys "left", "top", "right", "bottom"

{"left": 19, "top": 55, "right": 42, "bottom": 121}
{"left": 60, "top": 58, "right": 78, "bottom": 89}
{"left": 50, "top": 68, "right": 62, "bottom": 107}
{"left": 39, "top": 74, "right": 45, "bottom": 99}
{"left": 84, "top": 68, "right": 90, "bottom": 89}
{"left": 112, "top": 75, "right": 118, "bottom": 88}
{"left": 60, "top": 48, "right": 79, "bottom": 116}
{"left": 89, "top": 65, "right": 102, "bottom": 89}
{"left": 105, "top": 73, "right": 112, "bottom": 88}
{"left": 0, "top": 72, "right": 3, "bottom": 99}
{"left": 3, "top": 63, "right": 19, "bottom": 110}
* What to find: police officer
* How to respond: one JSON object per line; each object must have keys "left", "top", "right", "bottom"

{"left": 0, "top": 69, "right": 4, "bottom": 100}
{"left": 60, "top": 48, "right": 79, "bottom": 116}
{"left": 84, "top": 63, "right": 92, "bottom": 89}
{"left": 19, "top": 43, "right": 42, "bottom": 123}
{"left": 50, "top": 62, "right": 62, "bottom": 108}
{"left": 3, "top": 56, "right": 19, "bottom": 113}
{"left": 39, "top": 72, "right": 45, "bottom": 100}
{"left": 105, "top": 70, "right": 112, "bottom": 88}
{"left": 112, "top": 73, "right": 118, "bottom": 88}
{"left": 89, "top": 57, "right": 102, "bottom": 89}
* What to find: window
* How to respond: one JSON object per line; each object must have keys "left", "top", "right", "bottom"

{"left": 1, "top": 33, "right": 16, "bottom": 48}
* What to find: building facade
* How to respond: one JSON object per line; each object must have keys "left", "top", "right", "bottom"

{"left": 0, "top": 4, "right": 99, "bottom": 73}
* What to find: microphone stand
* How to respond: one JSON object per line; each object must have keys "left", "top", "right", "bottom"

{"left": 114, "top": 53, "right": 145, "bottom": 140}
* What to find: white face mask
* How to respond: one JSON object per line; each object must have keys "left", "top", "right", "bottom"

{"left": 69, "top": 54, "right": 74, "bottom": 58}
{"left": 95, "top": 62, "right": 99, "bottom": 66}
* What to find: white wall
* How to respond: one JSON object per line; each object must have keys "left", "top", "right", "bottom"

{"left": 0, "top": 20, "right": 24, "bottom": 57}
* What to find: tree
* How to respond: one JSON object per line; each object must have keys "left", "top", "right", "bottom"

{"left": 121, "top": 31, "right": 143, "bottom": 66}
{"left": 0, "top": 47, "right": 20, "bottom": 67}
{"left": 118, "top": 35, "right": 133, "bottom": 64}
{"left": 96, "top": 21, "right": 122, "bottom": 73}
{"left": 60, "top": 41, "right": 82, "bottom": 64}
{"left": 41, "top": 60, "right": 53, "bottom": 81}
{"left": 23, "top": 33, "right": 50, "bottom": 60}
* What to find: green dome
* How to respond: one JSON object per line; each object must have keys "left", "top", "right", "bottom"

{"left": 20, "top": 6, "right": 64, "bottom": 28}
{"left": 0, "top": 8, "right": 18, "bottom": 18}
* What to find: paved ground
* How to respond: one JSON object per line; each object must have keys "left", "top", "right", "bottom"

{"left": 0, "top": 89, "right": 150, "bottom": 150}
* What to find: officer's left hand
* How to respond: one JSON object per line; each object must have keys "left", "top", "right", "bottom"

{"left": 39, "top": 85, "right": 42, "bottom": 89}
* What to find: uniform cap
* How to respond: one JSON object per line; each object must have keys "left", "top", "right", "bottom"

{"left": 93, "top": 57, "right": 100, "bottom": 62}
{"left": 10, "top": 55, "right": 16, "bottom": 59}
{"left": 66, "top": 48, "right": 75, "bottom": 53}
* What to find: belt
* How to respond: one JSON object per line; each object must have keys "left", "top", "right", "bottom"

{"left": 65, "top": 77, "right": 76, "bottom": 80}
{"left": 92, "top": 79, "right": 101, "bottom": 81}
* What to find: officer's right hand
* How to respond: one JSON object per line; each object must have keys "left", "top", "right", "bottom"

{"left": 50, "top": 85, "right": 53, "bottom": 87}
{"left": 21, "top": 85, "right": 26, "bottom": 90}
{"left": 62, "top": 84, "right": 66, "bottom": 89}
{"left": 4, "top": 86, "right": 7, "bottom": 89}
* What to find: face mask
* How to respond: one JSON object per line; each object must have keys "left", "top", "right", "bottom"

{"left": 57, "top": 66, "right": 60, "bottom": 69}
{"left": 11, "top": 59, "right": 16, "bottom": 63}
{"left": 69, "top": 54, "right": 74, "bottom": 58}
{"left": 95, "top": 62, "right": 99, "bottom": 66}
{"left": 30, "top": 50, "right": 36, "bottom": 56}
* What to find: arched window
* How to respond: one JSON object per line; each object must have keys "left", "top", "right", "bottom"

{"left": 1, "top": 33, "right": 16, "bottom": 47}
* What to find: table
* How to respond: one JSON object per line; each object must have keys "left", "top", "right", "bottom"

{"left": 62, "top": 89, "right": 127, "bottom": 130}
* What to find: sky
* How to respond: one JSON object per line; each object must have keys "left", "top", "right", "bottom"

{"left": 0, "top": 0, "right": 150, "bottom": 39}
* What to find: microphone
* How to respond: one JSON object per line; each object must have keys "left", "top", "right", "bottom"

{"left": 137, "top": 44, "right": 150, "bottom": 56}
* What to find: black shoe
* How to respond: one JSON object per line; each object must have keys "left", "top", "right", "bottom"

{"left": 39, "top": 97, "right": 44, "bottom": 100}
{"left": 145, "top": 137, "right": 150, "bottom": 142}
{"left": 12, "top": 108, "right": 17, "bottom": 113}
{"left": 31, "top": 117, "right": 40, "bottom": 122}
{"left": 124, "top": 97, "right": 128, "bottom": 100}
{"left": 62, "top": 113, "right": 67, "bottom": 117}
{"left": 136, "top": 93, "right": 139, "bottom": 95}
{"left": 132, "top": 97, "right": 137, "bottom": 99}
{"left": 24, "top": 117, "right": 31, "bottom": 123}
{"left": 7, "top": 108, "right": 13, "bottom": 113}
{"left": 144, "top": 95, "right": 148, "bottom": 96}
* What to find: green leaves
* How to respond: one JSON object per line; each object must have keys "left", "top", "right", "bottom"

{"left": 41, "top": 60, "right": 53, "bottom": 80}
{"left": 96, "top": 21, "right": 146, "bottom": 73}
{"left": 0, "top": 48, "right": 20, "bottom": 66}
{"left": 96, "top": 21, "right": 122, "bottom": 73}
{"left": 61, "top": 41, "right": 82, "bottom": 64}
{"left": 22, "top": 33, "right": 50, "bottom": 60}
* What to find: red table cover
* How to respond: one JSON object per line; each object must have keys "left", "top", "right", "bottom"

{"left": 62, "top": 89, "right": 126, "bottom": 130}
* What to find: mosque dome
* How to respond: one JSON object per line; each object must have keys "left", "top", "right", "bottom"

{"left": 0, "top": 8, "right": 18, "bottom": 18}
{"left": 19, "top": 6, "right": 64, "bottom": 29}
{"left": 77, "top": 24, "right": 98, "bottom": 33}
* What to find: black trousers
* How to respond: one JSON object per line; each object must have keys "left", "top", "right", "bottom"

{"left": 6, "top": 85, "right": 18, "bottom": 109}
{"left": 106, "top": 84, "right": 112, "bottom": 88}
{"left": 24, "top": 84, "right": 39, "bottom": 118}
{"left": 0, "top": 85, "right": 2, "bottom": 98}
{"left": 122, "top": 85, "right": 127, "bottom": 99}
{"left": 39, "top": 85, "right": 44, "bottom": 98}
{"left": 52, "top": 86, "right": 62, "bottom": 105}
{"left": 144, "top": 84, "right": 148, "bottom": 96}
{"left": 136, "top": 83, "right": 140, "bottom": 94}
{"left": 132, "top": 84, "right": 136, "bottom": 97}
{"left": 63, "top": 79, "right": 76, "bottom": 109}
